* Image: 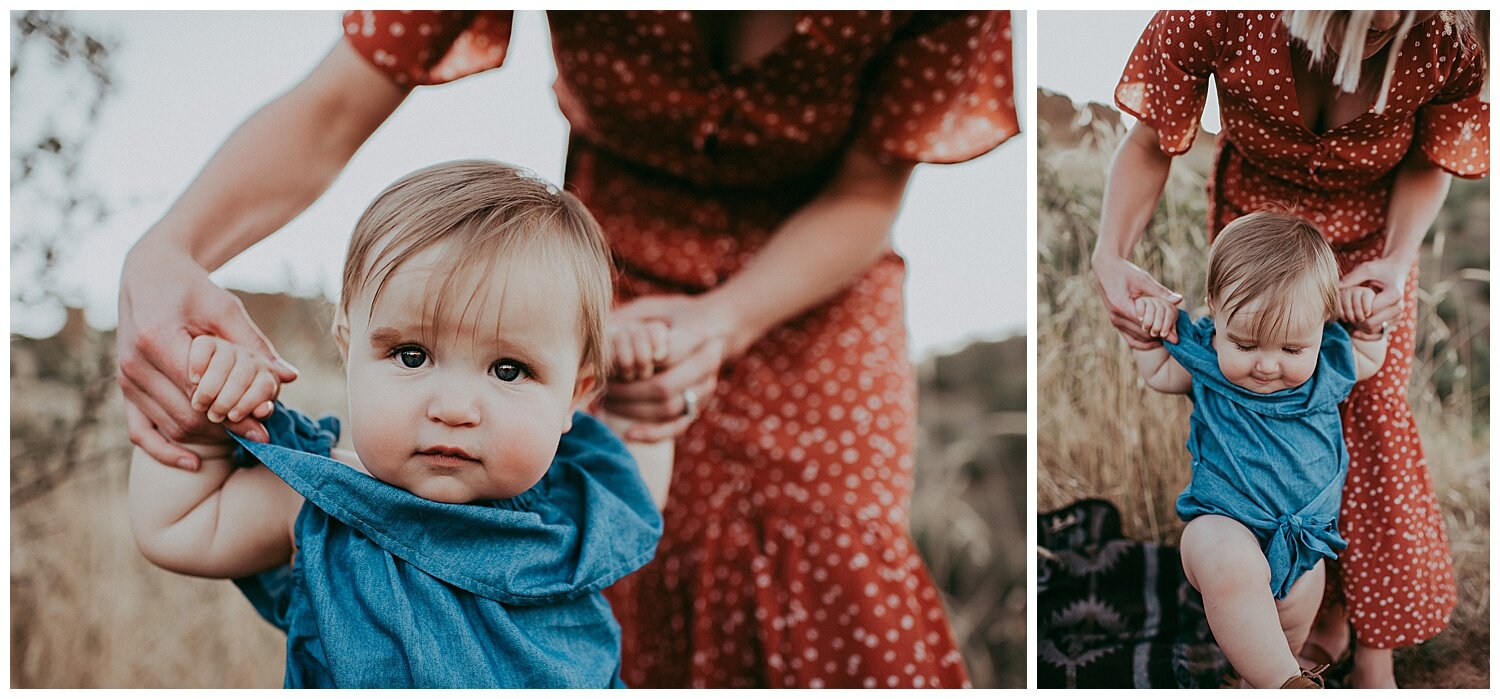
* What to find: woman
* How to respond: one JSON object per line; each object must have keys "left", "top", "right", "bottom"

{"left": 116, "top": 10, "right": 1018, "bottom": 688}
{"left": 1091, "top": 10, "right": 1487, "bottom": 688}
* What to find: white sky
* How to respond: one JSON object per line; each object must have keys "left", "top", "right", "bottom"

{"left": 10, "top": 10, "right": 1028, "bottom": 360}
{"left": 1036, "top": 10, "right": 1221, "bottom": 132}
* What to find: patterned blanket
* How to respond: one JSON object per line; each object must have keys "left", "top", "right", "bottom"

{"left": 1037, "top": 499, "right": 1230, "bottom": 688}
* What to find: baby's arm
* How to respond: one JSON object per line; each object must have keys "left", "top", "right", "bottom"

{"left": 1338, "top": 286, "right": 1389, "bottom": 381}
{"left": 129, "top": 336, "right": 301, "bottom": 578}
{"left": 1131, "top": 297, "right": 1191, "bottom": 394}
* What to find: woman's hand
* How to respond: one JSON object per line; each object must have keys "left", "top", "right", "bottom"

{"left": 117, "top": 240, "right": 298, "bottom": 470}
{"left": 1339, "top": 254, "right": 1413, "bottom": 336}
{"left": 1092, "top": 122, "right": 1181, "bottom": 348}
{"left": 1091, "top": 252, "right": 1183, "bottom": 348}
{"left": 601, "top": 295, "right": 735, "bottom": 442}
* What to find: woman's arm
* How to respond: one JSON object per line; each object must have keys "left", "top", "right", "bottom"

{"left": 601, "top": 148, "right": 913, "bottom": 440}
{"left": 1339, "top": 147, "right": 1452, "bottom": 333}
{"left": 1091, "top": 122, "right": 1184, "bottom": 347}
{"left": 708, "top": 147, "right": 913, "bottom": 358}
{"left": 129, "top": 444, "right": 303, "bottom": 579}
{"left": 118, "top": 40, "right": 409, "bottom": 469}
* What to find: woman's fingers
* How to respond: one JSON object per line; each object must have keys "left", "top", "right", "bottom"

{"left": 1361, "top": 286, "right": 1404, "bottom": 331}
{"left": 623, "top": 412, "right": 697, "bottom": 443}
{"left": 208, "top": 293, "right": 300, "bottom": 383}
{"left": 604, "top": 342, "right": 723, "bottom": 422}
{"left": 123, "top": 394, "right": 201, "bottom": 471}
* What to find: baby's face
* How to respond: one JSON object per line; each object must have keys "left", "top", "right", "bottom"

{"left": 1211, "top": 299, "right": 1324, "bottom": 394}
{"left": 339, "top": 241, "right": 592, "bottom": 503}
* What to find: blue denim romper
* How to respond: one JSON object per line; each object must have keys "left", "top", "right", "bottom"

{"left": 228, "top": 405, "right": 661, "bottom": 688}
{"left": 1163, "top": 310, "right": 1356, "bottom": 600}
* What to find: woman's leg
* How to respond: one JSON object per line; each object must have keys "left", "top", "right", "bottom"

{"left": 1180, "top": 515, "right": 1302, "bottom": 688}
{"left": 1331, "top": 261, "right": 1453, "bottom": 687}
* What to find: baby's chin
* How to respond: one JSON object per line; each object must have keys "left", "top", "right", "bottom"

{"left": 372, "top": 467, "right": 542, "bottom": 504}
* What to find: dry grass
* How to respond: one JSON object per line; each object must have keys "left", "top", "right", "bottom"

{"left": 1037, "top": 108, "right": 1490, "bottom": 688}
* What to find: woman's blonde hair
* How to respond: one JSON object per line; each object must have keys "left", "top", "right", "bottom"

{"left": 337, "top": 160, "right": 613, "bottom": 386}
{"left": 1206, "top": 211, "right": 1340, "bottom": 342}
{"left": 1282, "top": 10, "right": 1479, "bottom": 113}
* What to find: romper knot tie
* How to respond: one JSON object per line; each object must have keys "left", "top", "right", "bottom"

{"left": 1266, "top": 511, "right": 1340, "bottom": 600}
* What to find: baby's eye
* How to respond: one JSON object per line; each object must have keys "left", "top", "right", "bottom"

{"left": 391, "top": 345, "right": 429, "bottom": 369}
{"left": 1234, "top": 343, "right": 1256, "bottom": 352}
{"left": 1282, "top": 347, "right": 1305, "bottom": 356}
{"left": 490, "top": 360, "right": 531, "bottom": 382}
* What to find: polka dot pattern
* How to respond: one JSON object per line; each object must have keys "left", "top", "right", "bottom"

{"left": 1116, "top": 11, "right": 1489, "bottom": 241}
{"left": 343, "top": 10, "right": 1014, "bottom": 687}
{"left": 1115, "top": 11, "right": 1484, "bottom": 649}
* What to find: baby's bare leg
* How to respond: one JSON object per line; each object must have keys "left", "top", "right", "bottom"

{"left": 1278, "top": 559, "right": 1325, "bottom": 663}
{"left": 1180, "top": 515, "right": 1302, "bottom": 688}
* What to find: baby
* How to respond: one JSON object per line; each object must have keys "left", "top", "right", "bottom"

{"left": 129, "top": 161, "right": 665, "bottom": 688}
{"left": 1129, "top": 212, "right": 1388, "bottom": 689}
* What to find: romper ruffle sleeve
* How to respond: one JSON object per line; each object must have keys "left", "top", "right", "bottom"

{"left": 1415, "top": 26, "right": 1490, "bottom": 178}
{"left": 1115, "top": 10, "right": 1224, "bottom": 156}
{"left": 342, "top": 10, "right": 511, "bottom": 87}
{"left": 229, "top": 404, "right": 661, "bottom": 688}
{"left": 854, "top": 11, "right": 1019, "bottom": 164}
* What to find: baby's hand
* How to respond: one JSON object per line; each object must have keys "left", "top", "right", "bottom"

{"left": 1338, "top": 285, "right": 1377, "bottom": 326}
{"left": 187, "top": 335, "right": 281, "bottom": 425}
{"left": 610, "top": 319, "right": 670, "bottom": 383}
{"left": 1134, "top": 296, "right": 1177, "bottom": 340}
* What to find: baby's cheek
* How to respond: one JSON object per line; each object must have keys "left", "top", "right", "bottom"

{"left": 490, "top": 420, "right": 563, "bottom": 498}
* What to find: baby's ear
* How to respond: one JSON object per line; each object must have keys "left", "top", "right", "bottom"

{"left": 565, "top": 367, "right": 600, "bottom": 434}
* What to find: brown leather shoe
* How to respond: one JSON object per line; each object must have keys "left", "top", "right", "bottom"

{"left": 1280, "top": 664, "right": 1330, "bottom": 689}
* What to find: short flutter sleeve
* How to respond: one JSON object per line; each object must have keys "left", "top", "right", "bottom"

{"left": 1115, "top": 11, "right": 1225, "bottom": 156}
{"left": 342, "top": 10, "right": 513, "bottom": 87}
{"left": 1415, "top": 26, "right": 1489, "bottom": 178}
{"left": 855, "top": 11, "right": 1019, "bottom": 165}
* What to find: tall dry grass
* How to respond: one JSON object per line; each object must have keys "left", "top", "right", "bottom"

{"left": 1037, "top": 109, "right": 1490, "bottom": 687}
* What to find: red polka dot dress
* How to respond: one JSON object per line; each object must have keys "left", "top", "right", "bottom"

{"left": 344, "top": 10, "right": 1017, "bottom": 687}
{"left": 1117, "top": 11, "right": 1488, "bottom": 649}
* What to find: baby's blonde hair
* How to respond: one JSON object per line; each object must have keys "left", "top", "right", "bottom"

{"left": 1282, "top": 10, "right": 1479, "bottom": 113}
{"left": 336, "top": 160, "right": 613, "bottom": 386}
{"left": 1206, "top": 211, "right": 1340, "bottom": 342}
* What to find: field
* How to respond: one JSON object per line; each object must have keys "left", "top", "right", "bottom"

{"left": 9, "top": 295, "right": 1027, "bottom": 688}
{"left": 1036, "top": 89, "right": 1490, "bottom": 688}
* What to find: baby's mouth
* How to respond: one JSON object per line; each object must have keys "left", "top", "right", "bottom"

{"left": 416, "top": 446, "right": 481, "bottom": 466}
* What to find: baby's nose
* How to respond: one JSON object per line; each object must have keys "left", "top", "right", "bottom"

{"left": 426, "top": 391, "right": 481, "bottom": 427}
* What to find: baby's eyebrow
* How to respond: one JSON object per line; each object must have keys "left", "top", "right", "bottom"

{"left": 368, "top": 326, "right": 406, "bottom": 346}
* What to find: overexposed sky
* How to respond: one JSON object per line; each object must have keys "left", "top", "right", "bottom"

{"left": 1037, "top": 10, "right": 1221, "bottom": 132}
{"left": 11, "top": 10, "right": 1028, "bottom": 359}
